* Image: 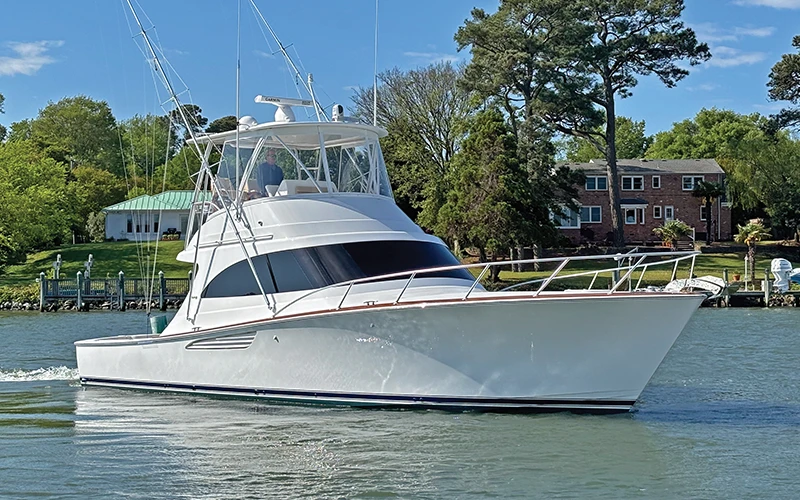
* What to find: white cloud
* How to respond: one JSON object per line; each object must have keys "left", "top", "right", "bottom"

{"left": 343, "top": 85, "right": 360, "bottom": 92}
{"left": 0, "top": 40, "right": 64, "bottom": 76}
{"left": 403, "top": 51, "right": 460, "bottom": 64}
{"left": 753, "top": 102, "right": 784, "bottom": 111}
{"left": 253, "top": 50, "right": 275, "bottom": 59}
{"left": 686, "top": 83, "right": 720, "bottom": 91}
{"left": 734, "top": 0, "right": 800, "bottom": 8}
{"left": 705, "top": 46, "right": 766, "bottom": 67}
{"left": 691, "top": 22, "right": 775, "bottom": 42}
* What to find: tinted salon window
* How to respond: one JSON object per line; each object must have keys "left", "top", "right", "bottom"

{"left": 203, "top": 240, "right": 471, "bottom": 297}
{"left": 202, "top": 256, "right": 276, "bottom": 298}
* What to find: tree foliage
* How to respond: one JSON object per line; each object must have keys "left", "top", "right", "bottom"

{"left": 766, "top": 35, "right": 800, "bottom": 132}
{"left": 206, "top": 115, "right": 238, "bottom": 134}
{"left": 646, "top": 108, "right": 765, "bottom": 159}
{"left": 456, "top": 0, "right": 709, "bottom": 247}
{"left": 28, "top": 96, "right": 123, "bottom": 175}
{"left": 119, "top": 114, "right": 176, "bottom": 191}
{"left": 0, "top": 141, "right": 70, "bottom": 266}
{"left": 351, "top": 62, "right": 472, "bottom": 226}
{"left": 565, "top": 116, "right": 652, "bottom": 162}
{"left": 170, "top": 103, "right": 208, "bottom": 139}
{"left": 653, "top": 219, "right": 691, "bottom": 250}
{"left": 734, "top": 221, "right": 771, "bottom": 285}
{"left": 692, "top": 180, "right": 726, "bottom": 244}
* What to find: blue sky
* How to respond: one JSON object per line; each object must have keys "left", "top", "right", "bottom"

{"left": 0, "top": 0, "right": 799, "bottom": 135}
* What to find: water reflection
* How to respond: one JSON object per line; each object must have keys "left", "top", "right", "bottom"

{"left": 73, "top": 387, "right": 691, "bottom": 498}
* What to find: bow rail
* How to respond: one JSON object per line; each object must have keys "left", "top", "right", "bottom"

{"left": 272, "top": 250, "right": 700, "bottom": 317}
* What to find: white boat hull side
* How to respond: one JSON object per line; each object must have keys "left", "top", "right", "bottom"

{"left": 76, "top": 293, "right": 703, "bottom": 412}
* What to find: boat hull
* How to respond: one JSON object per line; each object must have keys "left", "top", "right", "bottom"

{"left": 76, "top": 293, "right": 703, "bottom": 413}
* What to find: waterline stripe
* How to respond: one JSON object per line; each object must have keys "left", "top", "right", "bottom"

{"left": 80, "top": 377, "right": 634, "bottom": 411}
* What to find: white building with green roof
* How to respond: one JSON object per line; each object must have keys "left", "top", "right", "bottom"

{"left": 103, "top": 191, "right": 208, "bottom": 241}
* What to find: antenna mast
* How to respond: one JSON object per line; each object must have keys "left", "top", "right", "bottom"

{"left": 249, "top": 0, "right": 328, "bottom": 121}
{"left": 373, "top": 0, "right": 379, "bottom": 127}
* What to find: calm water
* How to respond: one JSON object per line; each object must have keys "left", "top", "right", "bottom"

{"left": 0, "top": 309, "right": 798, "bottom": 499}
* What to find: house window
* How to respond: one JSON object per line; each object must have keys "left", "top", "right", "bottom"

{"left": 622, "top": 176, "right": 644, "bottom": 191}
{"left": 701, "top": 206, "right": 710, "bottom": 221}
{"left": 585, "top": 176, "right": 608, "bottom": 191}
{"left": 153, "top": 214, "right": 160, "bottom": 234}
{"left": 624, "top": 208, "right": 637, "bottom": 224}
{"left": 580, "top": 206, "right": 602, "bottom": 223}
{"left": 665, "top": 206, "right": 675, "bottom": 221}
{"left": 135, "top": 215, "right": 141, "bottom": 233}
{"left": 638, "top": 208, "right": 646, "bottom": 225}
{"left": 126, "top": 215, "right": 133, "bottom": 233}
{"left": 553, "top": 207, "right": 580, "bottom": 228}
{"left": 682, "top": 176, "right": 704, "bottom": 191}
{"left": 652, "top": 176, "right": 661, "bottom": 189}
{"left": 144, "top": 216, "right": 150, "bottom": 234}
{"left": 653, "top": 206, "right": 662, "bottom": 219}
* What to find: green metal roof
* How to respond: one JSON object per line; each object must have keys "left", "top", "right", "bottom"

{"left": 103, "top": 191, "right": 210, "bottom": 212}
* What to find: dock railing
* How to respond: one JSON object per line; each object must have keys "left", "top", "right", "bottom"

{"left": 37, "top": 271, "right": 190, "bottom": 311}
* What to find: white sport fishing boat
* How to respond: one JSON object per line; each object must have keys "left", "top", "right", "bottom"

{"left": 76, "top": 105, "right": 705, "bottom": 413}
{"left": 76, "top": 2, "right": 704, "bottom": 413}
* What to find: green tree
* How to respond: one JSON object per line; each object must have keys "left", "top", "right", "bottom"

{"left": 734, "top": 221, "right": 771, "bottom": 286}
{"left": 0, "top": 92, "right": 5, "bottom": 142}
{"left": 766, "top": 35, "right": 800, "bottom": 131}
{"left": 646, "top": 108, "right": 765, "bottom": 159}
{"left": 65, "top": 166, "right": 127, "bottom": 238}
{"left": 206, "top": 115, "right": 238, "bottom": 134}
{"left": 692, "top": 180, "right": 726, "bottom": 245}
{"left": 29, "top": 96, "right": 123, "bottom": 174}
{"left": 152, "top": 147, "right": 202, "bottom": 191}
{"left": 0, "top": 141, "right": 70, "bottom": 262}
{"left": 437, "top": 109, "right": 558, "bottom": 280}
{"left": 170, "top": 104, "right": 208, "bottom": 139}
{"left": 86, "top": 212, "right": 106, "bottom": 243}
{"left": 456, "top": 0, "right": 710, "bottom": 247}
{"left": 7, "top": 119, "right": 32, "bottom": 142}
{"left": 565, "top": 116, "right": 652, "bottom": 162}
{"left": 350, "top": 62, "right": 472, "bottom": 229}
{"left": 653, "top": 219, "right": 691, "bottom": 250}
{"left": 724, "top": 133, "right": 800, "bottom": 240}
{"left": 119, "top": 114, "right": 175, "bottom": 192}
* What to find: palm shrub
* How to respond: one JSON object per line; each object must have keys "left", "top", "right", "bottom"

{"left": 734, "top": 221, "right": 771, "bottom": 286}
{"left": 653, "top": 220, "right": 692, "bottom": 250}
{"left": 692, "top": 180, "right": 726, "bottom": 244}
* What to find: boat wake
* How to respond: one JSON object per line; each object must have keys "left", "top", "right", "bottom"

{"left": 0, "top": 366, "right": 79, "bottom": 382}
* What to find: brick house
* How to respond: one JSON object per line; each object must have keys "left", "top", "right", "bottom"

{"left": 554, "top": 159, "right": 732, "bottom": 245}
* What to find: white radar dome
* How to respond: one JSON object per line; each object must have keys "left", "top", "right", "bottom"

{"left": 238, "top": 116, "right": 258, "bottom": 130}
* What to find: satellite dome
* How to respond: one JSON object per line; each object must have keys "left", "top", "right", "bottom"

{"left": 238, "top": 116, "right": 258, "bottom": 130}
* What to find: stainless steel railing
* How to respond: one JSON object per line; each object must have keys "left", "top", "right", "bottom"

{"left": 272, "top": 250, "right": 699, "bottom": 317}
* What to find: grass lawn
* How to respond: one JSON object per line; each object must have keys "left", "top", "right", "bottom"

{"left": 0, "top": 241, "right": 191, "bottom": 285}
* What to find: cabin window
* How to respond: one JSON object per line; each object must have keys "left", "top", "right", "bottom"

{"left": 201, "top": 240, "right": 472, "bottom": 298}
{"left": 153, "top": 214, "right": 160, "bottom": 234}
{"left": 126, "top": 215, "right": 133, "bottom": 233}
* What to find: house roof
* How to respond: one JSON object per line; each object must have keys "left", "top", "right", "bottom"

{"left": 561, "top": 158, "right": 723, "bottom": 174}
{"left": 103, "top": 191, "right": 210, "bottom": 212}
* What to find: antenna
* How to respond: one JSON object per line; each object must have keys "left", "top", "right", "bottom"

{"left": 235, "top": 0, "right": 242, "bottom": 192}
{"left": 373, "top": 0, "right": 379, "bottom": 127}
{"left": 248, "top": 0, "right": 328, "bottom": 121}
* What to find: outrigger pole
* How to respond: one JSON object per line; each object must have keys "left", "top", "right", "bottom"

{"left": 124, "top": 0, "right": 275, "bottom": 318}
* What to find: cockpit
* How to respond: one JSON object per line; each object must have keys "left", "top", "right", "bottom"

{"left": 189, "top": 120, "right": 392, "bottom": 207}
